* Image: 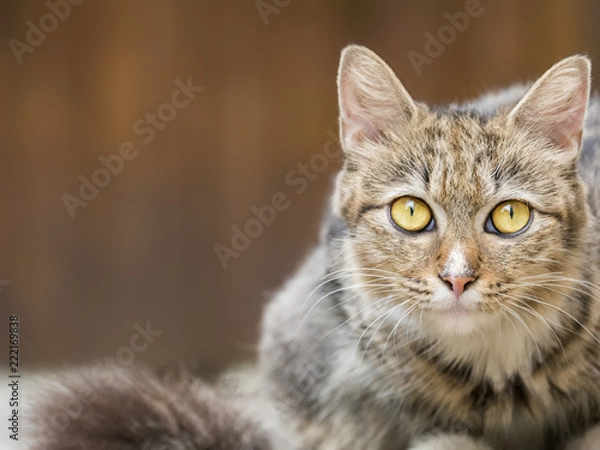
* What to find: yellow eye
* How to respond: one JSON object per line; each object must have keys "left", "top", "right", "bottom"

{"left": 390, "top": 197, "right": 432, "bottom": 232}
{"left": 490, "top": 201, "right": 531, "bottom": 234}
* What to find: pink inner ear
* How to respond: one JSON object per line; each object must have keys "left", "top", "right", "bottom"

{"left": 510, "top": 58, "right": 591, "bottom": 154}
{"left": 342, "top": 113, "right": 379, "bottom": 144}
{"left": 339, "top": 71, "right": 381, "bottom": 145}
{"left": 553, "top": 98, "right": 587, "bottom": 150}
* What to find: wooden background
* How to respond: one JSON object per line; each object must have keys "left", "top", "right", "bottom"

{"left": 1, "top": 0, "right": 599, "bottom": 373}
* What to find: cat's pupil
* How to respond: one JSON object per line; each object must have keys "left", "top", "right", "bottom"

{"left": 509, "top": 206, "right": 514, "bottom": 219}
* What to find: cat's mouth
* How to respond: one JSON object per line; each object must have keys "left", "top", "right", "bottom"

{"left": 437, "top": 302, "right": 477, "bottom": 314}
{"left": 420, "top": 287, "right": 492, "bottom": 334}
{"left": 424, "top": 309, "right": 491, "bottom": 337}
{"left": 427, "top": 303, "right": 482, "bottom": 321}
{"left": 428, "top": 285, "right": 482, "bottom": 313}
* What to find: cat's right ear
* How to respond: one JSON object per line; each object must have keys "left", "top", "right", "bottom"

{"left": 337, "top": 45, "right": 417, "bottom": 154}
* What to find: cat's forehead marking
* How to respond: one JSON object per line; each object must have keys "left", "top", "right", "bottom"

{"left": 370, "top": 108, "right": 560, "bottom": 216}
{"left": 418, "top": 114, "right": 495, "bottom": 210}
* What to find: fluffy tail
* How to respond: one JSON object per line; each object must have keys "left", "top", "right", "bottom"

{"left": 26, "top": 364, "right": 272, "bottom": 450}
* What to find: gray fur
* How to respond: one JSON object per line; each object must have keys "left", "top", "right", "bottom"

{"left": 26, "top": 364, "right": 271, "bottom": 449}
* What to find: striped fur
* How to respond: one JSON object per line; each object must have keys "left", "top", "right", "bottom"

{"left": 25, "top": 364, "right": 271, "bottom": 450}
{"left": 260, "top": 46, "right": 600, "bottom": 449}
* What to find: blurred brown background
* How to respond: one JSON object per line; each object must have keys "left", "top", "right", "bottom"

{"left": 1, "top": 0, "right": 599, "bottom": 373}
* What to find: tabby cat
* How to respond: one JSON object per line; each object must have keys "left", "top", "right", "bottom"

{"left": 28, "top": 46, "right": 600, "bottom": 450}
{"left": 260, "top": 46, "right": 600, "bottom": 449}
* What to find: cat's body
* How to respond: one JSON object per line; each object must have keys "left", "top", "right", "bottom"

{"left": 28, "top": 47, "right": 600, "bottom": 450}
{"left": 261, "top": 49, "right": 600, "bottom": 450}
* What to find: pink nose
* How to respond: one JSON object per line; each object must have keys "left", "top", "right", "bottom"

{"left": 441, "top": 275, "right": 475, "bottom": 299}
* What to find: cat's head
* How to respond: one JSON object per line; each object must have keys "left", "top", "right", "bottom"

{"left": 334, "top": 45, "right": 591, "bottom": 338}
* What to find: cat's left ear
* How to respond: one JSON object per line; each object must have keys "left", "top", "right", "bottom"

{"left": 507, "top": 55, "right": 591, "bottom": 157}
